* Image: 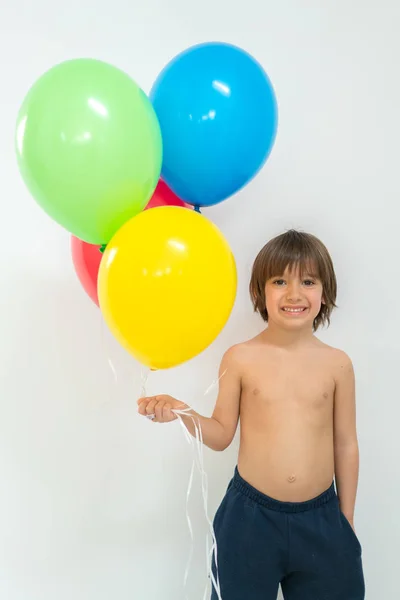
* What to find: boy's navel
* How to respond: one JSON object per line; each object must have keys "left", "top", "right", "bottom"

{"left": 287, "top": 475, "right": 296, "bottom": 483}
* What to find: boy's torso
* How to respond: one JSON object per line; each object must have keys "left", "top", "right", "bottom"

{"left": 236, "top": 336, "right": 341, "bottom": 502}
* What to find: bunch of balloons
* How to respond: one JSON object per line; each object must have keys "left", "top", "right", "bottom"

{"left": 16, "top": 43, "right": 278, "bottom": 370}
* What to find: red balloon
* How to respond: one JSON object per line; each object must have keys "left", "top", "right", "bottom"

{"left": 146, "top": 179, "right": 190, "bottom": 209}
{"left": 71, "top": 236, "right": 102, "bottom": 306}
{"left": 71, "top": 181, "right": 190, "bottom": 305}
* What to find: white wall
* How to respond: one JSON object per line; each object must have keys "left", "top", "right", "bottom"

{"left": 1, "top": 1, "right": 397, "bottom": 598}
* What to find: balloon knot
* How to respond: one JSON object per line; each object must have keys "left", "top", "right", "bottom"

{"left": 194, "top": 205, "right": 201, "bottom": 213}
{"left": 99, "top": 244, "right": 107, "bottom": 254}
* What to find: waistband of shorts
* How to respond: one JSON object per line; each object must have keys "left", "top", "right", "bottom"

{"left": 232, "top": 467, "right": 336, "bottom": 513}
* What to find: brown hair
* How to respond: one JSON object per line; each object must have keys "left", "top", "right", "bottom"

{"left": 249, "top": 229, "right": 337, "bottom": 331}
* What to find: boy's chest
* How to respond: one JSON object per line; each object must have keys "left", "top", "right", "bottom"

{"left": 241, "top": 353, "right": 336, "bottom": 418}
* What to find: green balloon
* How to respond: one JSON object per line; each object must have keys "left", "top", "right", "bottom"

{"left": 16, "top": 59, "right": 162, "bottom": 244}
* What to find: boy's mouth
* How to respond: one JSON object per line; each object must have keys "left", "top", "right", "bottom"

{"left": 281, "top": 307, "right": 308, "bottom": 314}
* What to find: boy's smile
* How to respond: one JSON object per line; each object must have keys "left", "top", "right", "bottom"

{"left": 281, "top": 305, "right": 309, "bottom": 316}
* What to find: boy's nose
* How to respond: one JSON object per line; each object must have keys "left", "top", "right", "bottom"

{"left": 286, "top": 285, "right": 302, "bottom": 301}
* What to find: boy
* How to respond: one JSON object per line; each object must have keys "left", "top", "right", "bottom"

{"left": 138, "top": 229, "right": 365, "bottom": 599}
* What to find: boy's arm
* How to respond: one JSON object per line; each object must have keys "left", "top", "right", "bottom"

{"left": 138, "top": 346, "right": 242, "bottom": 452}
{"left": 333, "top": 352, "right": 360, "bottom": 528}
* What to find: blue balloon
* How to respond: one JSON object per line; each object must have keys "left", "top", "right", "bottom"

{"left": 150, "top": 42, "right": 278, "bottom": 207}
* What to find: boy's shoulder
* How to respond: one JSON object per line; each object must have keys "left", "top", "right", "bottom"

{"left": 219, "top": 339, "right": 257, "bottom": 372}
{"left": 220, "top": 336, "right": 270, "bottom": 373}
{"left": 309, "top": 341, "right": 355, "bottom": 384}
{"left": 220, "top": 341, "right": 250, "bottom": 364}
{"left": 314, "top": 340, "right": 353, "bottom": 367}
{"left": 222, "top": 337, "right": 353, "bottom": 371}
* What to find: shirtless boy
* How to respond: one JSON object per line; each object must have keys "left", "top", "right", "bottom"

{"left": 138, "top": 229, "right": 365, "bottom": 599}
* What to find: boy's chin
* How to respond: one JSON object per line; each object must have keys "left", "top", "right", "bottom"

{"left": 276, "top": 310, "right": 316, "bottom": 328}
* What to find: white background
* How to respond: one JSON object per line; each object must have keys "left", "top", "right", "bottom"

{"left": 1, "top": 1, "right": 397, "bottom": 598}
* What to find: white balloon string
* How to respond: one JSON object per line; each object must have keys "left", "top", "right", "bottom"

{"left": 173, "top": 408, "right": 222, "bottom": 600}
{"left": 140, "top": 367, "right": 149, "bottom": 399}
{"left": 184, "top": 460, "right": 195, "bottom": 594}
{"left": 139, "top": 367, "right": 227, "bottom": 599}
{"left": 100, "top": 317, "right": 119, "bottom": 386}
{"left": 203, "top": 369, "right": 227, "bottom": 397}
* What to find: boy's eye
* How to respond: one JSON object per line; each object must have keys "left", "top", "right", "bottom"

{"left": 272, "top": 279, "right": 316, "bottom": 286}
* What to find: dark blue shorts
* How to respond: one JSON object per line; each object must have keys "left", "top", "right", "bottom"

{"left": 212, "top": 467, "right": 365, "bottom": 600}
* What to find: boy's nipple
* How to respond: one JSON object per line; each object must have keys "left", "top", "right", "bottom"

{"left": 287, "top": 474, "right": 296, "bottom": 483}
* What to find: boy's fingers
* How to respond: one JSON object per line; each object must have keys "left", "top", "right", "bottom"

{"left": 146, "top": 399, "right": 158, "bottom": 416}
{"left": 138, "top": 395, "right": 158, "bottom": 404}
{"left": 155, "top": 400, "right": 165, "bottom": 422}
{"left": 163, "top": 403, "right": 174, "bottom": 421}
{"left": 137, "top": 396, "right": 175, "bottom": 422}
{"left": 138, "top": 400, "right": 149, "bottom": 415}
{"left": 138, "top": 397, "right": 156, "bottom": 415}
{"left": 137, "top": 396, "right": 151, "bottom": 407}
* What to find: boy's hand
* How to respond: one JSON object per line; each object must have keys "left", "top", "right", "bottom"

{"left": 137, "top": 395, "right": 188, "bottom": 423}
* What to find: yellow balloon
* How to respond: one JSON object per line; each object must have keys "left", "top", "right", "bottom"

{"left": 98, "top": 206, "right": 237, "bottom": 370}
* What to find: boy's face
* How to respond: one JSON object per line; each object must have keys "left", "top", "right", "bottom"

{"left": 264, "top": 264, "right": 324, "bottom": 330}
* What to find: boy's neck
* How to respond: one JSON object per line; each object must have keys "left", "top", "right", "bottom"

{"left": 260, "top": 321, "right": 316, "bottom": 349}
